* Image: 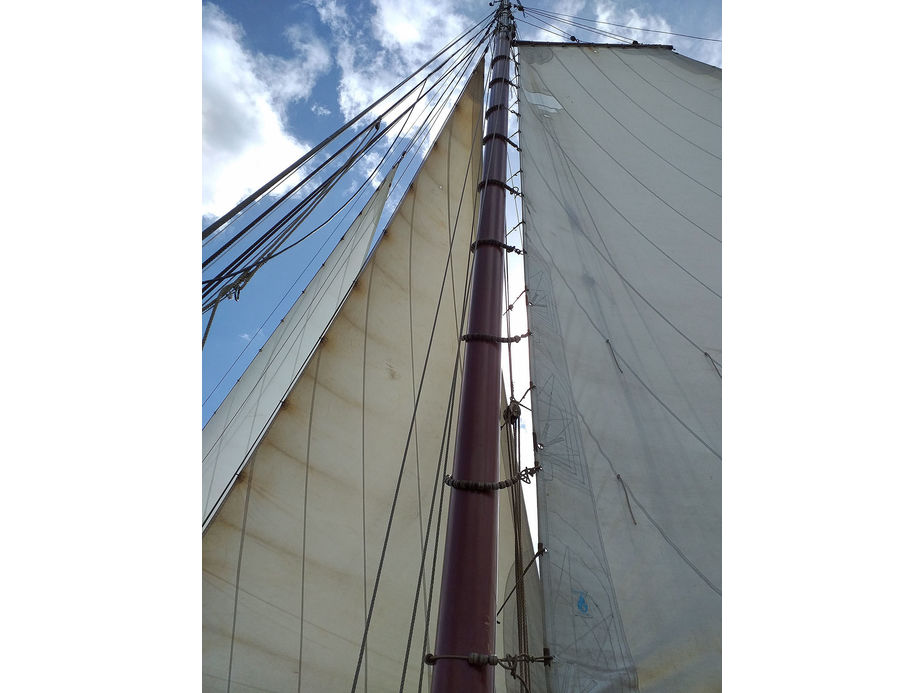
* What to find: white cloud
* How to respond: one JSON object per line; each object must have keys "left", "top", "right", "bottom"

{"left": 311, "top": 103, "right": 332, "bottom": 116}
{"left": 309, "top": 0, "right": 474, "bottom": 124}
{"left": 202, "top": 3, "right": 333, "bottom": 218}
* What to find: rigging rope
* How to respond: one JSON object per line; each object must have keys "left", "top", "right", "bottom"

{"left": 203, "top": 27, "right": 492, "bottom": 304}
{"left": 202, "top": 11, "right": 494, "bottom": 242}
{"left": 348, "top": 45, "right": 487, "bottom": 690}
{"left": 521, "top": 5, "right": 721, "bottom": 43}
{"left": 202, "top": 38, "right": 492, "bottom": 407}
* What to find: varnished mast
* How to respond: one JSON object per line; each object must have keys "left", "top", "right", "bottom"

{"left": 429, "top": 1, "right": 517, "bottom": 690}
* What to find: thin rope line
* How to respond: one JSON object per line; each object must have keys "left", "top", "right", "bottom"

{"left": 528, "top": 61, "right": 721, "bottom": 243}
{"left": 202, "top": 12, "right": 494, "bottom": 241}
{"left": 607, "top": 339, "right": 720, "bottom": 460}
{"left": 415, "top": 79, "right": 483, "bottom": 692}
{"left": 610, "top": 47, "right": 720, "bottom": 127}
{"left": 524, "top": 156, "right": 718, "bottom": 357}
{"left": 523, "top": 5, "right": 721, "bottom": 42}
{"left": 619, "top": 474, "right": 721, "bottom": 595}
{"left": 203, "top": 35, "right": 492, "bottom": 409}
{"left": 556, "top": 49, "right": 722, "bottom": 166}
{"left": 203, "top": 31, "right": 489, "bottom": 298}
{"left": 529, "top": 108, "right": 721, "bottom": 290}
{"left": 202, "top": 42, "right": 490, "bottom": 495}
{"left": 349, "top": 67, "right": 484, "bottom": 692}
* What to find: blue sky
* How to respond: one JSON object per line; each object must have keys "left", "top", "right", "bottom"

{"left": 201, "top": 0, "right": 722, "bottom": 423}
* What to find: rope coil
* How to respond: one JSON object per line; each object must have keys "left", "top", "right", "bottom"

{"left": 483, "top": 132, "right": 521, "bottom": 151}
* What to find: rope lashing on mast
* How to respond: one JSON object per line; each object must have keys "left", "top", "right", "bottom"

{"left": 484, "top": 103, "right": 518, "bottom": 119}
{"left": 477, "top": 178, "right": 521, "bottom": 196}
{"left": 471, "top": 238, "right": 524, "bottom": 255}
{"left": 443, "top": 465, "right": 539, "bottom": 492}
{"left": 423, "top": 652, "right": 553, "bottom": 668}
{"left": 461, "top": 330, "right": 530, "bottom": 343}
{"left": 423, "top": 652, "right": 552, "bottom": 692}
{"left": 483, "top": 132, "right": 521, "bottom": 151}
{"left": 488, "top": 76, "right": 518, "bottom": 89}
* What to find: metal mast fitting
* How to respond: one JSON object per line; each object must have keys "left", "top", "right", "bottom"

{"left": 430, "top": 1, "right": 516, "bottom": 691}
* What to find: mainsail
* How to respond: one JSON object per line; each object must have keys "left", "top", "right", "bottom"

{"left": 519, "top": 43, "right": 721, "bottom": 691}
{"left": 203, "top": 9, "right": 721, "bottom": 693}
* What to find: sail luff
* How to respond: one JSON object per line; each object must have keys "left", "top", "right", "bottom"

{"left": 430, "top": 3, "right": 515, "bottom": 690}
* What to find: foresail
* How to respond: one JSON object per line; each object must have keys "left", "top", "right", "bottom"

{"left": 203, "top": 63, "right": 485, "bottom": 692}
{"left": 519, "top": 44, "right": 721, "bottom": 691}
{"left": 202, "top": 165, "right": 396, "bottom": 526}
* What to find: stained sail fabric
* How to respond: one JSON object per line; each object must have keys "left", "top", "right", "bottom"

{"left": 203, "top": 64, "right": 486, "bottom": 692}
{"left": 519, "top": 44, "right": 721, "bottom": 691}
{"left": 202, "top": 164, "right": 396, "bottom": 526}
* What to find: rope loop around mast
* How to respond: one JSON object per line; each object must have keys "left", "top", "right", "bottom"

{"left": 483, "top": 132, "right": 521, "bottom": 151}
{"left": 461, "top": 330, "right": 530, "bottom": 344}
{"left": 424, "top": 651, "right": 552, "bottom": 667}
{"left": 471, "top": 238, "right": 524, "bottom": 255}
{"left": 443, "top": 465, "right": 540, "bottom": 492}
{"left": 477, "top": 178, "right": 522, "bottom": 196}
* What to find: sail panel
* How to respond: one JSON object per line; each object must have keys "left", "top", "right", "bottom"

{"left": 203, "top": 64, "right": 485, "bottom": 692}
{"left": 519, "top": 44, "right": 721, "bottom": 692}
{"left": 202, "top": 165, "right": 397, "bottom": 526}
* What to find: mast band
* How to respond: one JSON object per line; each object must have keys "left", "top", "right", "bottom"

{"left": 471, "top": 238, "right": 524, "bottom": 255}
{"left": 477, "top": 178, "right": 521, "bottom": 196}
{"left": 484, "top": 103, "right": 516, "bottom": 118}
{"left": 461, "top": 331, "right": 530, "bottom": 344}
{"left": 424, "top": 652, "right": 552, "bottom": 667}
{"left": 489, "top": 77, "right": 517, "bottom": 89}
{"left": 443, "top": 466, "right": 540, "bottom": 493}
{"left": 483, "top": 132, "right": 520, "bottom": 150}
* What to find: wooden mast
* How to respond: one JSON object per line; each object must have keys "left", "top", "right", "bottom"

{"left": 430, "top": 1, "right": 516, "bottom": 690}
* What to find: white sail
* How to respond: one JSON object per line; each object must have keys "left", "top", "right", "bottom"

{"left": 203, "top": 65, "right": 488, "bottom": 692}
{"left": 202, "top": 164, "right": 396, "bottom": 526}
{"left": 518, "top": 44, "right": 721, "bottom": 691}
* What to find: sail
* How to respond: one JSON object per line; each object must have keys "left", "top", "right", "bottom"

{"left": 203, "top": 63, "right": 486, "bottom": 692}
{"left": 202, "top": 164, "right": 396, "bottom": 525}
{"left": 518, "top": 44, "right": 721, "bottom": 691}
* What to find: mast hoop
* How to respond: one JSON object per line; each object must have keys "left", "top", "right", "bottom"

{"left": 489, "top": 77, "right": 518, "bottom": 89}
{"left": 482, "top": 132, "right": 521, "bottom": 151}
{"left": 424, "top": 651, "right": 552, "bottom": 667}
{"left": 460, "top": 330, "right": 530, "bottom": 343}
{"left": 471, "top": 238, "right": 524, "bottom": 255}
{"left": 443, "top": 465, "right": 539, "bottom": 492}
{"left": 477, "top": 178, "right": 522, "bottom": 196}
